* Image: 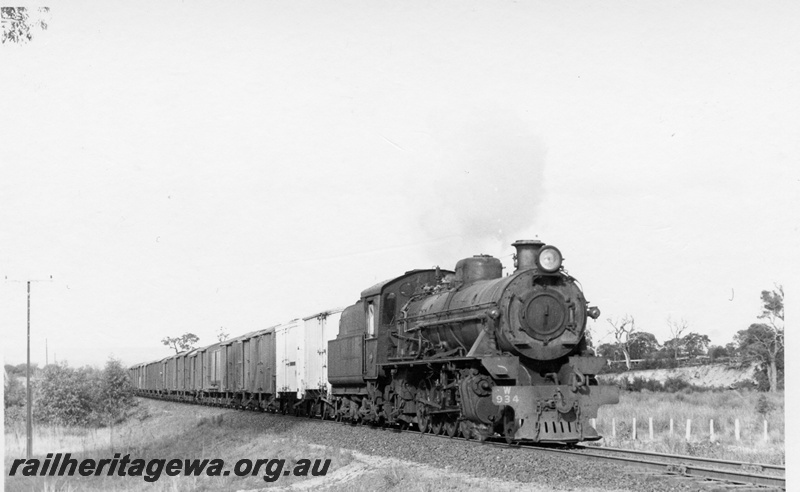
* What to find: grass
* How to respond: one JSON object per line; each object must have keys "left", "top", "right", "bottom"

{"left": 593, "top": 389, "right": 784, "bottom": 465}
{"left": 8, "top": 391, "right": 783, "bottom": 490}
{"left": 318, "top": 455, "right": 535, "bottom": 492}
{"left": 5, "top": 399, "right": 354, "bottom": 491}
{"left": 4, "top": 399, "right": 532, "bottom": 492}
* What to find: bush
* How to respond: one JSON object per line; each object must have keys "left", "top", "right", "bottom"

{"left": 35, "top": 364, "right": 100, "bottom": 426}
{"left": 756, "top": 394, "right": 775, "bottom": 417}
{"left": 625, "top": 377, "right": 663, "bottom": 392}
{"left": 4, "top": 373, "right": 27, "bottom": 425}
{"left": 750, "top": 362, "right": 784, "bottom": 392}
{"left": 663, "top": 377, "right": 690, "bottom": 393}
{"left": 4, "top": 373, "right": 25, "bottom": 407}
{"left": 638, "top": 358, "right": 679, "bottom": 371}
{"left": 32, "top": 358, "right": 137, "bottom": 427}
{"left": 619, "top": 376, "right": 710, "bottom": 393}
{"left": 98, "top": 358, "right": 137, "bottom": 425}
{"left": 599, "top": 358, "right": 685, "bottom": 374}
{"left": 729, "top": 380, "right": 758, "bottom": 391}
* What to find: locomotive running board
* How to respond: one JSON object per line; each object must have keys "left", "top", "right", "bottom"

{"left": 381, "top": 356, "right": 477, "bottom": 368}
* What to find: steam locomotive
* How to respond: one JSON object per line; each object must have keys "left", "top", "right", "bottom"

{"left": 130, "top": 240, "right": 618, "bottom": 443}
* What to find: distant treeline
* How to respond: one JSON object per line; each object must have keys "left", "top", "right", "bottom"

{"left": 593, "top": 287, "right": 784, "bottom": 393}
{"left": 598, "top": 355, "right": 782, "bottom": 392}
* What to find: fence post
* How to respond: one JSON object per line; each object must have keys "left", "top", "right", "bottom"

{"left": 735, "top": 419, "right": 740, "bottom": 441}
{"left": 710, "top": 419, "right": 714, "bottom": 441}
{"left": 591, "top": 418, "right": 596, "bottom": 430}
{"left": 686, "top": 419, "right": 691, "bottom": 441}
{"left": 632, "top": 418, "right": 637, "bottom": 440}
{"left": 670, "top": 418, "right": 674, "bottom": 436}
{"left": 649, "top": 417, "right": 653, "bottom": 440}
{"left": 612, "top": 418, "right": 616, "bottom": 438}
{"left": 764, "top": 420, "right": 769, "bottom": 441}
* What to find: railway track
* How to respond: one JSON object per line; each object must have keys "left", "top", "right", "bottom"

{"left": 536, "top": 444, "right": 784, "bottom": 490}
{"left": 143, "top": 396, "right": 786, "bottom": 490}
{"left": 398, "top": 426, "right": 785, "bottom": 490}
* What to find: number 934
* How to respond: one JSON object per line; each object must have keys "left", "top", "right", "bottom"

{"left": 495, "top": 394, "right": 520, "bottom": 404}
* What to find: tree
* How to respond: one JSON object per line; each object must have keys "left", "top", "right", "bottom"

{"left": 99, "top": 358, "right": 136, "bottom": 451}
{"left": 661, "top": 338, "right": 679, "bottom": 359}
{"left": 666, "top": 316, "right": 689, "bottom": 359}
{"left": 99, "top": 358, "right": 135, "bottom": 423}
{"left": 35, "top": 363, "right": 98, "bottom": 426}
{"left": 736, "top": 324, "right": 783, "bottom": 391}
{"left": 161, "top": 333, "right": 199, "bottom": 353}
{"left": 708, "top": 345, "right": 730, "bottom": 360}
{"left": 596, "top": 343, "right": 619, "bottom": 361}
{"left": 627, "top": 332, "right": 660, "bottom": 360}
{"left": 217, "top": 327, "right": 230, "bottom": 342}
{"left": 32, "top": 360, "right": 137, "bottom": 428}
{"left": 735, "top": 285, "right": 784, "bottom": 392}
{"left": 6, "top": 363, "right": 37, "bottom": 377}
{"left": 607, "top": 315, "right": 636, "bottom": 370}
{"left": 1, "top": 7, "right": 49, "bottom": 44}
{"left": 681, "top": 332, "right": 710, "bottom": 357}
{"left": 759, "top": 285, "right": 784, "bottom": 330}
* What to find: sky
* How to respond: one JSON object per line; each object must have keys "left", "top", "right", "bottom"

{"left": 1, "top": 1, "right": 797, "bottom": 371}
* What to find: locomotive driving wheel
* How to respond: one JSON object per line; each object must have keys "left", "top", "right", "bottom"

{"left": 415, "top": 401, "right": 430, "bottom": 433}
{"left": 444, "top": 419, "right": 457, "bottom": 438}
{"left": 383, "top": 391, "right": 402, "bottom": 426}
{"left": 431, "top": 417, "right": 443, "bottom": 435}
{"left": 459, "top": 420, "right": 473, "bottom": 440}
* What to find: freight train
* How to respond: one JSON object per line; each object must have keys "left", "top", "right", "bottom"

{"left": 130, "top": 240, "right": 619, "bottom": 443}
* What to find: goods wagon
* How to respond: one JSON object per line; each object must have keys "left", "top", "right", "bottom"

{"left": 275, "top": 319, "right": 303, "bottom": 401}
{"left": 303, "top": 308, "right": 344, "bottom": 399}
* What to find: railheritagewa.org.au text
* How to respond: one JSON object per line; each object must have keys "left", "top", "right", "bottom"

{"left": 9, "top": 453, "right": 331, "bottom": 483}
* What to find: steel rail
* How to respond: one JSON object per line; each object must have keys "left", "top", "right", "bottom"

{"left": 386, "top": 426, "right": 785, "bottom": 489}
{"left": 575, "top": 444, "right": 785, "bottom": 474}
{"left": 392, "top": 427, "right": 785, "bottom": 489}
{"left": 527, "top": 445, "right": 785, "bottom": 489}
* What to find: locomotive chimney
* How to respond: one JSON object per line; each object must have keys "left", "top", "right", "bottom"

{"left": 512, "top": 239, "right": 544, "bottom": 272}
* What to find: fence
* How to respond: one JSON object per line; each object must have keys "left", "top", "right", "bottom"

{"left": 590, "top": 417, "right": 771, "bottom": 442}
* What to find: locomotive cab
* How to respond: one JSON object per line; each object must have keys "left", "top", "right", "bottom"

{"left": 327, "top": 268, "right": 452, "bottom": 391}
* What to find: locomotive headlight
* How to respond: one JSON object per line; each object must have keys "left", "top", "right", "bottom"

{"left": 536, "top": 245, "right": 563, "bottom": 273}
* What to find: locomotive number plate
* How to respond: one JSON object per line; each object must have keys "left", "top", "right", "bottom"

{"left": 493, "top": 386, "right": 520, "bottom": 405}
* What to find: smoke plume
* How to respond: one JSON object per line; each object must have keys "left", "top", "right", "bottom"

{"left": 414, "top": 107, "right": 547, "bottom": 258}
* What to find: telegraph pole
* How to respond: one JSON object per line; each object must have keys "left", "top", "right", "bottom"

{"left": 6, "top": 275, "right": 52, "bottom": 459}
{"left": 27, "top": 281, "right": 32, "bottom": 459}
